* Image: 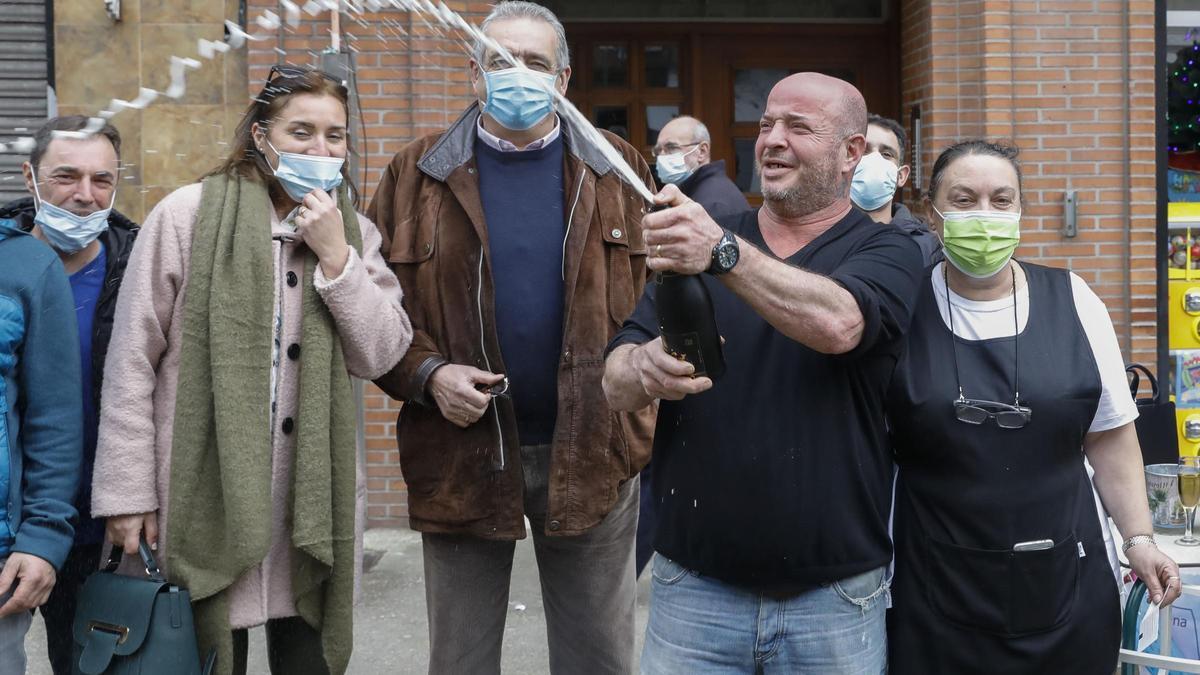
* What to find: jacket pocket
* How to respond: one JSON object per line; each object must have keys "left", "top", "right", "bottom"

{"left": 396, "top": 403, "right": 494, "bottom": 524}
{"left": 601, "top": 224, "right": 646, "bottom": 328}
{"left": 609, "top": 411, "right": 631, "bottom": 478}
{"left": 386, "top": 192, "right": 440, "bottom": 264}
{"left": 396, "top": 404, "right": 441, "bottom": 498}
{"left": 924, "top": 534, "right": 1078, "bottom": 637}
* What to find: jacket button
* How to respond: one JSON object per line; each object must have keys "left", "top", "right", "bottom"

{"left": 548, "top": 520, "right": 561, "bottom": 532}
{"left": 611, "top": 229, "right": 622, "bottom": 238}
{"left": 282, "top": 417, "right": 295, "bottom": 434}
{"left": 423, "top": 243, "right": 432, "bottom": 253}
{"left": 286, "top": 271, "right": 298, "bottom": 288}
{"left": 287, "top": 343, "right": 300, "bottom": 361}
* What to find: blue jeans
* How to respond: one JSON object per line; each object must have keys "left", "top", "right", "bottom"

{"left": 641, "top": 556, "right": 888, "bottom": 674}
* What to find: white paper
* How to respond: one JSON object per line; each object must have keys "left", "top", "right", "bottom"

{"left": 1139, "top": 599, "right": 1160, "bottom": 652}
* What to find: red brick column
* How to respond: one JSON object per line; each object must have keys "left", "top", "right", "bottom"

{"left": 900, "top": 0, "right": 1158, "bottom": 368}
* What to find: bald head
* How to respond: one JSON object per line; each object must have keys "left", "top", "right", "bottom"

{"left": 659, "top": 116, "right": 710, "bottom": 145}
{"left": 654, "top": 115, "right": 712, "bottom": 171}
{"left": 755, "top": 72, "right": 869, "bottom": 219}
{"left": 772, "top": 73, "right": 867, "bottom": 140}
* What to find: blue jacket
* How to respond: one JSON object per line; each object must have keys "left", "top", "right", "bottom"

{"left": 0, "top": 220, "right": 82, "bottom": 568}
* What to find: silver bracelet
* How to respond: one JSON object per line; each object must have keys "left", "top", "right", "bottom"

{"left": 1122, "top": 534, "right": 1157, "bottom": 554}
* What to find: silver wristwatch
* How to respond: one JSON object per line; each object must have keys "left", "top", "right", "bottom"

{"left": 1121, "top": 534, "right": 1157, "bottom": 554}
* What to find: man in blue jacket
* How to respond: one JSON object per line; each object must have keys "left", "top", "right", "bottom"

{"left": 0, "top": 219, "right": 82, "bottom": 673}
{"left": 2, "top": 115, "right": 135, "bottom": 674}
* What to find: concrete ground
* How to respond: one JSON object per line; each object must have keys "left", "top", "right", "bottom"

{"left": 25, "top": 528, "right": 652, "bottom": 674}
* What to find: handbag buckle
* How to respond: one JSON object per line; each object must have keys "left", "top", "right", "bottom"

{"left": 87, "top": 620, "right": 131, "bottom": 645}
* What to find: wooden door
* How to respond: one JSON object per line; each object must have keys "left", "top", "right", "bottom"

{"left": 564, "top": 17, "right": 899, "bottom": 200}
{"left": 565, "top": 29, "right": 692, "bottom": 162}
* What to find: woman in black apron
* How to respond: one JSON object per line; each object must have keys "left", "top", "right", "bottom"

{"left": 887, "top": 140, "right": 1181, "bottom": 673}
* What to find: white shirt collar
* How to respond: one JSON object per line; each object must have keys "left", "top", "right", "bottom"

{"left": 476, "top": 114, "right": 561, "bottom": 152}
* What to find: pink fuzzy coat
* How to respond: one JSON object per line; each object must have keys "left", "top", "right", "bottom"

{"left": 91, "top": 182, "right": 412, "bottom": 629}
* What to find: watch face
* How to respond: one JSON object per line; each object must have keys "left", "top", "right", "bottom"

{"left": 717, "top": 243, "right": 739, "bottom": 271}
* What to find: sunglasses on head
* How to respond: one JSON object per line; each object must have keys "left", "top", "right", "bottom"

{"left": 258, "top": 66, "right": 345, "bottom": 103}
{"left": 266, "top": 65, "right": 343, "bottom": 86}
{"left": 953, "top": 397, "right": 1032, "bottom": 429}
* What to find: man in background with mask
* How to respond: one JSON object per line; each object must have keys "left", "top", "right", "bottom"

{"left": 851, "top": 113, "right": 940, "bottom": 265}
{"left": 653, "top": 116, "right": 749, "bottom": 219}
{"left": 0, "top": 115, "right": 137, "bottom": 675}
{"left": 368, "top": 2, "right": 656, "bottom": 672}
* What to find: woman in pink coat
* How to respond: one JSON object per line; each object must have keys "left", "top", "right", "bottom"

{"left": 91, "top": 67, "right": 412, "bottom": 675}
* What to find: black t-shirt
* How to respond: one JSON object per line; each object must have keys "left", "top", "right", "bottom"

{"left": 608, "top": 207, "right": 923, "bottom": 588}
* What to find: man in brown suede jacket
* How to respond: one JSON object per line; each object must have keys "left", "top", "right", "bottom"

{"left": 367, "top": 3, "right": 655, "bottom": 673}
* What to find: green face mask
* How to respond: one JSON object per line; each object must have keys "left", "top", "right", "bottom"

{"left": 935, "top": 208, "right": 1021, "bottom": 278}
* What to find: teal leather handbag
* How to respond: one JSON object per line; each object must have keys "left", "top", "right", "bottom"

{"left": 72, "top": 541, "right": 216, "bottom": 675}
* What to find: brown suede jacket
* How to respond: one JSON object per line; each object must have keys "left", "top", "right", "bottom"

{"left": 368, "top": 103, "right": 657, "bottom": 540}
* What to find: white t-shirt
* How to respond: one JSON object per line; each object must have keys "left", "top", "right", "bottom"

{"left": 929, "top": 262, "right": 1137, "bottom": 586}
{"left": 929, "top": 262, "right": 1137, "bottom": 432}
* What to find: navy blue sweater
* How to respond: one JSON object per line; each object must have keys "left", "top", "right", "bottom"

{"left": 0, "top": 222, "right": 82, "bottom": 569}
{"left": 475, "top": 136, "right": 566, "bottom": 445}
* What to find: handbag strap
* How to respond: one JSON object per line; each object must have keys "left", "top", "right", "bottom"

{"left": 104, "top": 539, "right": 165, "bottom": 582}
{"left": 1126, "top": 363, "right": 1160, "bottom": 402}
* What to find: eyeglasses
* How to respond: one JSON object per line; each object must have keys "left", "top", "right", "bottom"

{"left": 953, "top": 397, "right": 1032, "bottom": 429}
{"left": 478, "top": 377, "right": 510, "bottom": 399}
{"left": 651, "top": 142, "right": 700, "bottom": 157}
{"left": 945, "top": 264, "right": 1033, "bottom": 429}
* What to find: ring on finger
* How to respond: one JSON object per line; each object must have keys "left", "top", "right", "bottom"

{"left": 655, "top": 244, "right": 662, "bottom": 256}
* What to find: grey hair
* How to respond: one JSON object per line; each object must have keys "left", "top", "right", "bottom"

{"left": 472, "top": 2, "right": 570, "bottom": 72}
{"left": 691, "top": 119, "right": 711, "bottom": 144}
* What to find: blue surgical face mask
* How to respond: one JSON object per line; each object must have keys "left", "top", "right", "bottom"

{"left": 265, "top": 139, "right": 345, "bottom": 202}
{"left": 655, "top": 145, "right": 700, "bottom": 185}
{"left": 31, "top": 180, "right": 113, "bottom": 254}
{"left": 481, "top": 67, "right": 558, "bottom": 131}
{"left": 850, "top": 151, "right": 900, "bottom": 212}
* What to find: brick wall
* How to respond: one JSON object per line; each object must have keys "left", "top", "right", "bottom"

{"left": 246, "top": 0, "right": 490, "bottom": 526}
{"left": 899, "top": 0, "right": 1158, "bottom": 370}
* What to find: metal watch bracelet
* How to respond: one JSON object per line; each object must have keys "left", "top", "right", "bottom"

{"left": 1121, "top": 534, "right": 1157, "bottom": 554}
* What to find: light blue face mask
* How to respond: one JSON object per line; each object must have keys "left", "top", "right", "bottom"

{"left": 655, "top": 145, "right": 700, "bottom": 185}
{"left": 850, "top": 151, "right": 900, "bottom": 212}
{"left": 31, "top": 180, "right": 113, "bottom": 254}
{"left": 481, "top": 67, "right": 558, "bottom": 131}
{"left": 265, "top": 139, "right": 345, "bottom": 202}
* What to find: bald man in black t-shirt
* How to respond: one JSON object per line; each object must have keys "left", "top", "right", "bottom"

{"left": 604, "top": 72, "right": 923, "bottom": 673}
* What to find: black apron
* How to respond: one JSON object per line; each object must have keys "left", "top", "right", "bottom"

{"left": 887, "top": 262, "right": 1120, "bottom": 674}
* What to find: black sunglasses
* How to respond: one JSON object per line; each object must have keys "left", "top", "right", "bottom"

{"left": 267, "top": 65, "right": 343, "bottom": 86}
{"left": 477, "top": 377, "right": 510, "bottom": 399}
{"left": 258, "top": 66, "right": 345, "bottom": 103}
{"left": 953, "top": 397, "right": 1032, "bottom": 429}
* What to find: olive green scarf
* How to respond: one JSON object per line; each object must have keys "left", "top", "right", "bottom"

{"left": 167, "top": 173, "right": 360, "bottom": 675}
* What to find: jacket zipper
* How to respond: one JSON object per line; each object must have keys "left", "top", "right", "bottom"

{"left": 478, "top": 250, "right": 505, "bottom": 472}
{"left": 560, "top": 170, "right": 587, "bottom": 282}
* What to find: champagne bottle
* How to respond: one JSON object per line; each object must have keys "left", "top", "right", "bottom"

{"left": 655, "top": 271, "right": 725, "bottom": 380}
